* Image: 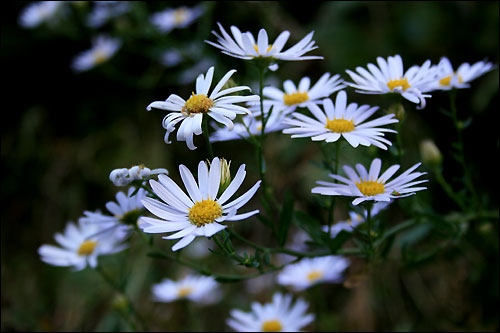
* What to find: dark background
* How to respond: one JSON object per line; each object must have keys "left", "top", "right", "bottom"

{"left": 2, "top": 1, "right": 499, "bottom": 331}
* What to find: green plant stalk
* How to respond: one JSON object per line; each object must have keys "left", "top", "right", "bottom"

{"left": 327, "top": 142, "right": 341, "bottom": 235}
{"left": 202, "top": 114, "right": 215, "bottom": 160}
{"left": 94, "top": 264, "right": 146, "bottom": 332}
{"left": 448, "top": 90, "right": 478, "bottom": 210}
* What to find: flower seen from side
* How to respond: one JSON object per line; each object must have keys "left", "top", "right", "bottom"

{"left": 262, "top": 72, "right": 345, "bottom": 115}
{"left": 152, "top": 274, "right": 220, "bottom": 304}
{"left": 312, "top": 158, "right": 427, "bottom": 206}
{"left": 226, "top": 293, "right": 315, "bottom": 332}
{"left": 210, "top": 104, "right": 289, "bottom": 143}
{"left": 345, "top": 54, "right": 438, "bottom": 109}
{"left": 205, "top": 23, "right": 323, "bottom": 71}
{"left": 38, "top": 220, "right": 129, "bottom": 271}
{"left": 18, "top": 1, "right": 65, "bottom": 28}
{"left": 147, "top": 66, "right": 260, "bottom": 150}
{"left": 283, "top": 91, "right": 399, "bottom": 150}
{"left": 80, "top": 187, "right": 146, "bottom": 229}
{"left": 150, "top": 5, "right": 203, "bottom": 33}
{"left": 431, "top": 56, "right": 496, "bottom": 90}
{"left": 276, "top": 256, "right": 350, "bottom": 291}
{"left": 139, "top": 157, "right": 261, "bottom": 251}
{"left": 71, "top": 35, "right": 121, "bottom": 73}
{"left": 109, "top": 165, "right": 168, "bottom": 186}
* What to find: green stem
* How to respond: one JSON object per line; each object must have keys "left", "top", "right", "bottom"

{"left": 94, "top": 265, "right": 146, "bottom": 331}
{"left": 327, "top": 142, "right": 341, "bottom": 234}
{"left": 365, "top": 203, "right": 375, "bottom": 259}
{"left": 202, "top": 114, "right": 215, "bottom": 160}
{"left": 433, "top": 165, "right": 467, "bottom": 211}
{"left": 448, "top": 90, "right": 477, "bottom": 210}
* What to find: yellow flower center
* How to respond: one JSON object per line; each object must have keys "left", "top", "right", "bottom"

{"left": 439, "top": 75, "right": 452, "bottom": 86}
{"left": 93, "top": 49, "right": 108, "bottom": 64}
{"left": 387, "top": 77, "right": 411, "bottom": 91}
{"left": 307, "top": 270, "right": 324, "bottom": 282}
{"left": 77, "top": 240, "right": 98, "bottom": 256}
{"left": 261, "top": 319, "right": 283, "bottom": 332}
{"left": 188, "top": 200, "right": 223, "bottom": 226}
{"left": 325, "top": 118, "right": 355, "bottom": 133}
{"left": 173, "top": 8, "right": 188, "bottom": 25}
{"left": 254, "top": 44, "right": 274, "bottom": 54}
{"left": 177, "top": 286, "right": 193, "bottom": 298}
{"left": 356, "top": 180, "right": 385, "bottom": 196}
{"left": 182, "top": 93, "right": 214, "bottom": 116}
{"left": 283, "top": 92, "right": 309, "bottom": 106}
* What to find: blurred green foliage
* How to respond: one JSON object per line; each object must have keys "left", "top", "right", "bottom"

{"left": 1, "top": 1, "right": 498, "bottom": 332}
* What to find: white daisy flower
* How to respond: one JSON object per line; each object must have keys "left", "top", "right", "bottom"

{"left": 312, "top": 158, "right": 428, "bottom": 206}
{"left": 210, "top": 104, "right": 289, "bottom": 142}
{"left": 276, "top": 256, "right": 350, "bottom": 291}
{"left": 138, "top": 157, "right": 261, "bottom": 251}
{"left": 38, "top": 219, "right": 129, "bottom": 271}
{"left": 262, "top": 73, "right": 345, "bottom": 115}
{"left": 205, "top": 23, "right": 323, "bottom": 71}
{"left": 71, "top": 35, "right": 121, "bottom": 73}
{"left": 150, "top": 5, "right": 203, "bottom": 33}
{"left": 345, "top": 54, "right": 438, "bottom": 109}
{"left": 109, "top": 165, "right": 168, "bottom": 186}
{"left": 86, "top": 1, "right": 131, "bottom": 28}
{"left": 18, "top": 1, "right": 65, "bottom": 28}
{"left": 146, "top": 66, "right": 260, "bottom": 150}
{"left": 152, "top": 274, "right": 220, "bottom": 304}
{"left": 431, "top": 56, "right": 496, "bottom": 90}
{"left": 321, "top": 201, "right": 391, "bottom": 238}
{"left": 282, "top": 91, "right": 399, "bottom": 150}
{"left": 227, "top": 293, "right": 315, "bottom": 332}
{"left": 80, "top": 187, "right": 146, "bottom": 229}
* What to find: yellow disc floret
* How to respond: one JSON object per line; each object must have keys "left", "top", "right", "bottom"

{"left": 182, "top": 93, "right": 214, "bottom": 116}
{"left": 306, "top": 270, "right": 324, "bottom": 282}
{"left": 387, "top": 77, "right": 411, "bottom": 91}
{"left": 188, "top": 200, "right": 223, "bottom": 226}
{"left": 439, "top": 76, "right": 452, "bottom": 86}
{"left": 177, "top": 286, "right": 193, "bottom": 298}
{"left": 77, "top": 240, "right": 98, "bottom": 256}
{"left": 356, "top": 180, "right": 385, "bottom": 196}
{"left": 283, "top": 92, "right": 309, "bottom": 106}
{"left": 325, "top": 118, "right": 355, "bottom": 133}
{"left": 261, "top": 319, "right": 283, "bottom": 332}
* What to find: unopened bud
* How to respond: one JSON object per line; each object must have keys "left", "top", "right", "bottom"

{"left": 219, "top": 158, "right": 232, "bottom": 194}
{"left": 419, "top": 139, "right": 442, "bottom": 166}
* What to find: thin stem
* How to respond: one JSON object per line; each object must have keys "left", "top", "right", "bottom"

{"left": 327, "top": 142, "right": 341, "bottom": 234}
{"left": 448, "top": 90, "right": 478, "bottom": 210}
{"left": 94, "top": 265, "right": 146, "bottom": 331}
{"left": 365, "top": 203, "right": 375, "bottom": 259}
{"left": 202, "top": 114, "right": 215, "bottom": 160}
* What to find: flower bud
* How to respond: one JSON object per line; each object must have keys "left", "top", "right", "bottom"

{"left": 388, "top": 103, "right": 405, "bottom": 122}
{"left": 419, "top": 139, "right": 442, "bottom": 166}
{"left": 219, "top": 158, "right": 232, "bottom": 194}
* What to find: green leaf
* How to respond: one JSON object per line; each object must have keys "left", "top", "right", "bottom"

{"left": 277, "top": 190, "right": 294, "bottom": 247}
{"left": 294, "top": 210, "right": 326, "bottom": 246}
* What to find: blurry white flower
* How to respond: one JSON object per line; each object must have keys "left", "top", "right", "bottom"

{"left": 345, "top": 54, "right": 438, "bottom": 109}
{"left": 71, "top": 35, "right": 121, "bottom": 73}
{"left": 276, "top": 256, "right": 350, "bottom": 291}
{"left": 152, "top": 274, "right": 220, "bottom": 304}
{"left": 322, "top": 201, "right": 391, "bottom": 238}
{"left": 38, "top": 219, "right": 129, "bottom": 271}
{"left": 150, "top": 5, "right": 203, "bottom": 33}
{"left": 227, "top": 293, "right": 315, "bottom": 332}
{"left": 431, "top": 56, "right": 496, "bottom": 90}
{"left": 206, "top": 23, "right": 323, "bottom": 71}
{"left": 139, "top": 157, "right": 261, "bottom": 251}
{"left": 159, "top": 49, "right": 184, "bottom": 67}
{"left": 80, "top": 187, "right": 146, "bottom": 229}
{"left": 312, "top": 158, "right": 427, "bottom": 206}
{"left": 109, "top": 165, "right": 168, "bottom": 186}
{"left": 18, "top": 1, "right": 65, "bottom": 28}
{"left": 147, "top": 66, "right": 259, "bottom": 150}
{"left": 210, "top": 104, "right": 289, "bottom": 142}
{"left": 283, "top": 91, "right": 399, "bottom": 150}
{"left": 86, "top": 1, "right": 131, "bottom": 28}
{"left": 262, "top": 73, "right": 345, "bottom": 115}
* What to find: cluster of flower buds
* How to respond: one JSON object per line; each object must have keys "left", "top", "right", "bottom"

{"left": 109, "top": 165, "right": 168, "bottom": 186}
